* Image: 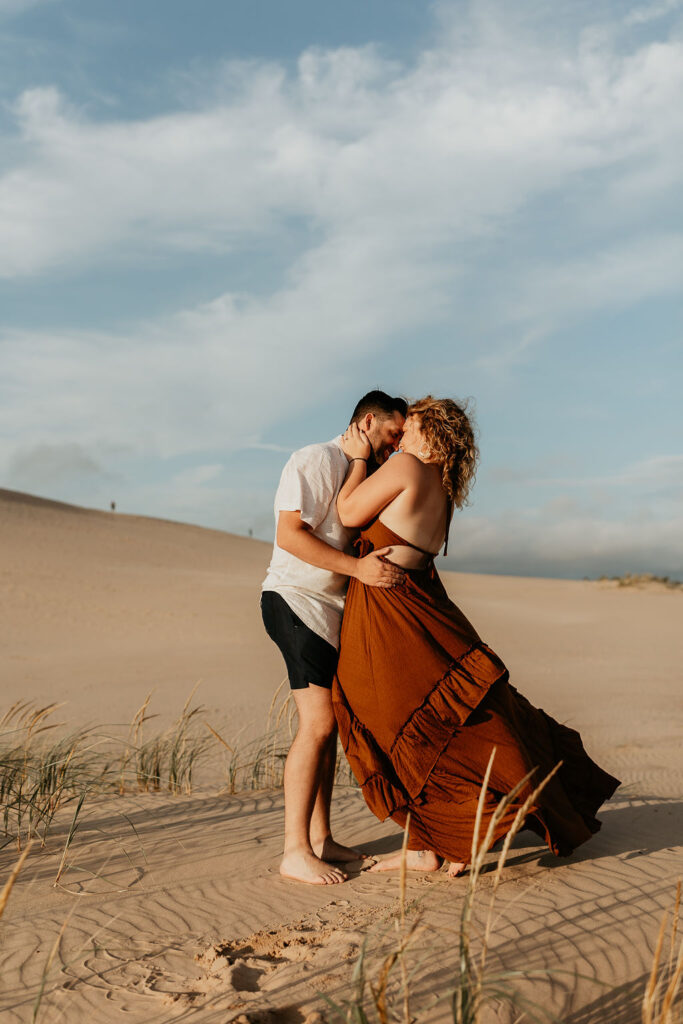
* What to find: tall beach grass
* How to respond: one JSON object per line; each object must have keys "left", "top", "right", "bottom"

{"left": 208, "top": 678, "right": 355, "bottom": 793}
{"left": 0, "top": 689, "right": 218, "bottom": 849}
{"left": 643, "top": 880, "right": 683, "bottom": 1024}
{"left": 0, "top": 702, "right": 106, "bottom": 850}
{"left": 0, "top": 681, "right": 354, "bottom": 851}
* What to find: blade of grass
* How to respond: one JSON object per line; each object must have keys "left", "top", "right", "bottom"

{"left": 53, "top": 791, "right": 87, "bottom": 887}
{"left": 32, "top": 913, "right": 72, "bottom": 1023}
{"left": 0, "top": 841, "right": 33, "bottom": 919}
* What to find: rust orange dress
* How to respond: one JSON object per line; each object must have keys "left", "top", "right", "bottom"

{"left": 332, "top": 519, "right": 621, "bottom": 865}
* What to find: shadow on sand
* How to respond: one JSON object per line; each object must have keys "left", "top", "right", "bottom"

{"left": 357, "top": 795, "right": 683, "bottom": 868}
{"left": 562, "top": 971, "right": 658, "bottom": 1024}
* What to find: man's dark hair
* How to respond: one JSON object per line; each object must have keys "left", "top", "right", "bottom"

{"left": 350, "top": 390, "right": 408, "bottom": 424}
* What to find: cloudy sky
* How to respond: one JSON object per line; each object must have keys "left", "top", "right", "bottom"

{"left": 2, "top": 0, "right": 682, "bottom": 579}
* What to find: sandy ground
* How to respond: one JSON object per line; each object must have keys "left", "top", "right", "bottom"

{"left": 1, "top": 489, "right": 682, "bottom": 1022}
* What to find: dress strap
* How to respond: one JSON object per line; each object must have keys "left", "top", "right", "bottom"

{"left": 443, "top": 499, "right": 453, "bottom": 557}
{"left": 400, "top": 537, "right": 435, "bottom": 557}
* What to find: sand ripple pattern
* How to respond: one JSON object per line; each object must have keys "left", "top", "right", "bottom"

{"left": 1, "top": 775, "right": 681, "bottom": 1023}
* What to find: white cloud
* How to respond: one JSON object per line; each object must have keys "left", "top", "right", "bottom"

{"left": 625, "top": 0, "right": 683, "bottom": 25}
{"left": 1, "top": 0, "right": 681, "bottom": 421}
{"left": 486, "top": 454, "right": 683, "bottom": 495}
{"left": 6, "top": 441, "right": 107, "bottom": 488}
{"left": 445, "top": 505, "right": 683, "bottom": 578}
{"left": 1, "top": 1, "right": 682, "bottom": 576}
{"left": 595, "top": 454, "right": 683, "bottom": 492}
{"left": 0, "top": 5, "right": 680, "bottom": 430}
{"left": 447, "top": 452, "right": 683, "bottom": 577}
{"left": 508, "top": 234, "right": 683, "bottom": 330}
{"left": 0, "top": 223, "right": 439, "bottom": 462}
{"left": 2, "top": 8, "right": 683, "bottom": 282}
{"left": 0, "top": 0, "right": 54, "bottom": 16}
{"left": 172, "top": 464, "right": 223, "bottom": 487}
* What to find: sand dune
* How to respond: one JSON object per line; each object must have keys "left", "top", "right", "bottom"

{"left": 1, "top": 488, "right": 681, "bottom": 1022}
{"left": 1, "top": 488, "right": 282, "bottom": 736}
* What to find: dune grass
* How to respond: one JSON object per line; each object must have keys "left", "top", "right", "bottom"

{"left": 0, "top": 702, "right": 106, "bottom": 850}
{"left": 597, "top": 573, "right": 683, "bottom": 590}
{"left": 0, "top": 682, "right": 354, "bottom": 851}
{"left": 116, "top": 684, "right": 214, "bottom": 795}
{"left": 0, "top": 689, "right": 221, "bottom": 849}
{"left": 643, "top": 880, "right": 683, "bottom": 1024}
{"left": 208, "top": 678, "right": 355, "bottom": 793}
{"left": 0, "top": 842, "right": 33, "bottom": 920}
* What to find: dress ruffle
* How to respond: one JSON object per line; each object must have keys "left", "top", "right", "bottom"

{"left": 334, "top": 698, "right": 410, "bottom": 820}
{"left": 389, "top": 642, "right": 509, "bottom": 798}
{"left": 335, "top": 639, "right": 509, "bottom": 819}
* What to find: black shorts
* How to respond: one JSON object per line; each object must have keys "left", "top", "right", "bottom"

{"left": 261, "top": 591, "right": 338, "bottom": 690}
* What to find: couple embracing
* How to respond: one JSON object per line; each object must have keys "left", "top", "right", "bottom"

{"left": 261, "top": 391, "right": 620, "bottom": 885}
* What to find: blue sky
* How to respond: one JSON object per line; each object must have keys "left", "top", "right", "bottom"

{"left": 1, "top": 0, "right": 682, "bottom": 579}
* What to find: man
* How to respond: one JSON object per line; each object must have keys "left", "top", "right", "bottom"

{"left": 261, "top": 390, "right": 407, "bottom": 885}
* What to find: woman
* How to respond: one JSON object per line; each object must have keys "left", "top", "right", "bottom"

{"left": 332, "top": 396, "right": 620, "bottom": 875}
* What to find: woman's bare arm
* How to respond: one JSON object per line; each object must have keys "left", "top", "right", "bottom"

{"left": 337, "top": 454, "right": 421, "bottom": 528}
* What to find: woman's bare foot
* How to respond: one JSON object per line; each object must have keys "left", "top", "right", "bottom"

{"left": 312, "top": 836, "right": 376, "bottom": 865}
{"left": 447, "top": 861, "right": 466, "bottom": 878}
{"left": 280, "top": 850, "right": 348, "bottom": 885}
{"left": 369, "top": 849, "right": 443, "bottom": 873}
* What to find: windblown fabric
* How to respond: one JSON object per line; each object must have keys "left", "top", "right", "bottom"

{"left": 332, "top": 519, "right": 621, "bottom": 864}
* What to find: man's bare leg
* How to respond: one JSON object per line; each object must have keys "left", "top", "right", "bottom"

{"left": 309, "top": 731, "right": 371, "bottom": 864}
{"left": 280, "top": 686, "right": 347, "bottom": 885}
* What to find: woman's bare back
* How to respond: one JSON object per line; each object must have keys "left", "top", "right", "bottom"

{"left": 378, "top": 454, "right": 448, "bottom": 565}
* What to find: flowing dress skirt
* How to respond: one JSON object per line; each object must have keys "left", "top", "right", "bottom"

{"left": 332, "top": 520, "right": 621, "bottom": 864}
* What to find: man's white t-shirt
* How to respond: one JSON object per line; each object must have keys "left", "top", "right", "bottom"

{"left": 261, "top": 437, "right": 354, "bottom": 650}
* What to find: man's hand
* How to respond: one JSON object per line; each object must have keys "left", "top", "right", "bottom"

{"left": 354, "top": 547, "right": 405, "bottom": 588}
{"left": 277, "top": 514, "right": 405, "bottom": 584}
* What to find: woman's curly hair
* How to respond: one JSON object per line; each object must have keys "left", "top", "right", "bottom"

{"left": 407, "top": 395, "right": 479, "bottom": 510}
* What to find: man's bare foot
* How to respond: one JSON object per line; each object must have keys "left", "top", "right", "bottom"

{"left": 369, "top": 849, "right": 443, "bottom": 873}
{"left": 448, "top": 861, "right": 466, "bottom": 878}
{"left": 312, "top": 836, "right": 376, "bottom": 865}
{"left": 280, "top": 850, "right": 348, "bottom": 885}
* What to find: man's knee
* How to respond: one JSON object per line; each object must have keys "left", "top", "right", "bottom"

{"left": 295, "top": 695, "right": 336, "bottom": 744}
{"left": 299, "top": 715, "right": 336, "bottom": 746}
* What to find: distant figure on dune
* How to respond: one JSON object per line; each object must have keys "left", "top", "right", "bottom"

{"left": 110, "top": 501, "right": 116, "bottom": 512}
{"left": 261, "top": 391, "right": 407, "bottom": 885}
{"left": 332, "top": 396, "right": 621, "bottom": 876}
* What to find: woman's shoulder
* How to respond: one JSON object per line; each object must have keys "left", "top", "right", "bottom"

{"left": 382, "top": 452, "right": 438, "bottom": 485}
{"left": 383, "top": 451, "right": 423, "bottom": 473}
